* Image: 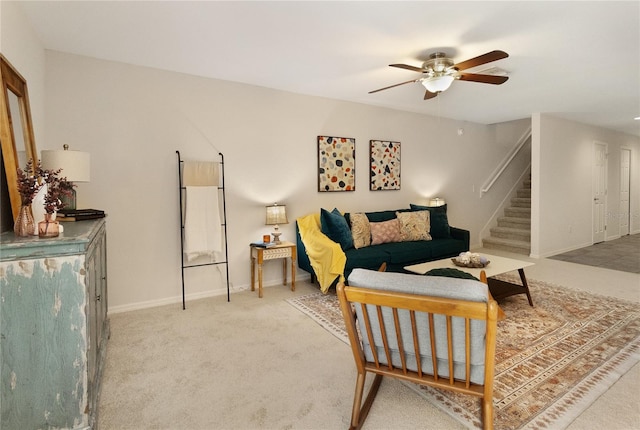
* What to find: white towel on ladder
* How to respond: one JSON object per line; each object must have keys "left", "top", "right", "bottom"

{"left": 184, "top": 186, "right": 222, "bottom": 262}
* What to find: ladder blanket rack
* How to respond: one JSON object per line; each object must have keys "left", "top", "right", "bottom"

{"left": 176, "top": 150, "right": 230, "bottom": 308}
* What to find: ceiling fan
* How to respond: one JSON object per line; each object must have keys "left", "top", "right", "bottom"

{"left": 369, "top": 50, "right": 509, "bottom": 100}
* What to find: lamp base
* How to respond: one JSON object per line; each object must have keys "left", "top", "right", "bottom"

{"left": 271, "top": 231, "right": 282, "bottom": 244}
{"left": 61, "top": 189, "right": 77, "bottom": 211}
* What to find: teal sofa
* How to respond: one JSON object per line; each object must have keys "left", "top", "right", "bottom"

{"left": 296, "top": 205, "right": 470, "bottom": 287}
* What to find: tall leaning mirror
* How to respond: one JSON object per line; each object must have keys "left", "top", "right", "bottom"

{"left": 0, "top": 54, "right": 38, "bottom": 230}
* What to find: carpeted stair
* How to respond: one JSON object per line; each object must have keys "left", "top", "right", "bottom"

{"left": 483, "top": 178, "right": 531, "bottom": 255}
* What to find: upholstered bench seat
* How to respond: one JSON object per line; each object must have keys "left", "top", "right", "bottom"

{"left": 338, "top": 268, "right": 498, "bottom": 429}
{"left": 347, "top": 268, "right": 490, "bottom": 385}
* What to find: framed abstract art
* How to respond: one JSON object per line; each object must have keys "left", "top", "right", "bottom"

{"left": 318, "top": 136, "right": 355, "bottom": 192}
{"left": 370, "top": 140, "right": 400, "bottom": 190}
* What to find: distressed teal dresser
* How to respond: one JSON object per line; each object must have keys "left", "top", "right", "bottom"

{"left": 0, "top": 219, "right": 109, "bottom": 429}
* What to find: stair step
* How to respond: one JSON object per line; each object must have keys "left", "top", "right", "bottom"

{"left": 490, "top": 226, "right": 531, "bottom": 241}
{"left": 511, "top": 197, "right": 531, "bottom": 208}
{"left": 523, "top": 179, "right": 531, "bottom": 189}
{"left": 504, "top": 207, "right": 531, "bottom": 218}
{"left": 517, "top": 188, "right": 531, "bottom": 198}
{"left": 482, "top": 237, "right": 531, "bottom": 255}
{"left": 498, "top": 216, "right": 531, "bottom": 229}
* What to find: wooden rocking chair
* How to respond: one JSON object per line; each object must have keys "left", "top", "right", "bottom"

{"left": 337, "top": 268, "right": 499, "bottom": 430}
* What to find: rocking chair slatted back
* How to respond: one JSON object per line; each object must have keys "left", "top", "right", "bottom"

{"left": 338, "top": 269, "right": 498, "bottom": 430}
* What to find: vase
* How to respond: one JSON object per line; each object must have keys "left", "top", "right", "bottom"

{"left": 38, "top": 213, "right": 60, "bottom": 238}
{"left": 14, "top": 205, "right": 35, "bottom": 236}
{"left": 31, "top": 183, "right": 47, "bottom": 236}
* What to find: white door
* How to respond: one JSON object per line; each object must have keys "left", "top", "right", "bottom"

{"left": 620, "top": 148, "right": 631, "bottom": 236}
{"left": 593, "top": 142, "right": 607, "bottom": 243}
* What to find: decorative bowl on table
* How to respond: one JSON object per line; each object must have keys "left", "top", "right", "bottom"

{"left": 452, "top": 252, "right": 490, "bottom": 268}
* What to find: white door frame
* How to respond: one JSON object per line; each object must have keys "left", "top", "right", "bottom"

{"left": 592, "top": 141, "right": 607, "bottom": 243}
{"left": 620, "top": 148, "right": 631, "bottom": 236}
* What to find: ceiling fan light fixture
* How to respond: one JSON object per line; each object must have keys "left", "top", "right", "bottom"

{"left": 421, "top": 75, "right": 454, "bottom": 93}
{"left": 372, "top": 50, "right": 509, "bottom": 98}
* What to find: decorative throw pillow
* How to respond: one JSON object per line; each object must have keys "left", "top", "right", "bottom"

{"left": 410, "top": 203, "right": 451, "bottom": 239}
{"left": 320, "top": 208, "right": 353, "bottom": 251}
{"left": 425, "top": 268, "right": 479, "bottom": 281}
{"left": 350, "top": 212, "right": 371, "bottom": 249}
{"left": 396, "top": 211, "right": 432, "bottom": 241}
{"left": 370, "top": 218, "right": 402, "bottom": 245}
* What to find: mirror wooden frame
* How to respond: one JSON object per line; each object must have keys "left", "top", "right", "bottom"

{"left": 0, "top": 54, "right": 38, "bottom": 221}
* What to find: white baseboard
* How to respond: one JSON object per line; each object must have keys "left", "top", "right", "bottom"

{"left": 108, "top": 287, "right": 244, "bottom": 314}
{"left": 109, "top": 273, "right": 313, "bottom": 314}
{"left": 532, "top": 233, "right": 638, "bottom": 259}
{"left": 540, "top": 241, "right": 593, "bottom": 258}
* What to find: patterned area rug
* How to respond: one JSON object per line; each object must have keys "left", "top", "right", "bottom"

{"left": 286, "top": 276, "right": 640, "bottom": 429}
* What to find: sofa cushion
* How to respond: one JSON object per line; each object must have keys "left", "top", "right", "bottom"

{"left": 370, "top": 218, "right": 401, "bottom": 245}
{"left": 376, "top": 241, "right": 434, "bottom": 265}
{"left": 320, "top": 208, "right": 353, "bottom": 251}
{"left": 344, "top": 245, "right": 389, "bottom": 271}
{"left": 425, "top": 237, "right": 467, "bottom": 258}
{"left": 396, "top": 210, "right": 432, "bottom": 241}
{"left": 410, "top": 204, "right": 451, "bottom": 239}
{"left": 348, "top": 268, "right": 488, "bottom": 303}
{"left": 350, "top": 212, "right": 371, "bottom": 249}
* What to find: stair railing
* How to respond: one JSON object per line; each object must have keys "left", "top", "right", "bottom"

{"left": 480, "top": 126, "right": 532, "bottom": 197}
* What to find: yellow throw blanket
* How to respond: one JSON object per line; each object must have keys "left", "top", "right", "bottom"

{"left": 296, "top": 213, "right": 346, "bottom": 293}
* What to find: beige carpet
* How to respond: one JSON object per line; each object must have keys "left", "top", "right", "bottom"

{"left": 286, "top": 276, "right": 640, "bottom": 430}
{"left": 98, "top": 250, "right": 639, "bottom": 429}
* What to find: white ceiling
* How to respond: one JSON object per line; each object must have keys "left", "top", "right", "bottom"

{"left": 16, "top": 1, "right": 640, "bottom": 136}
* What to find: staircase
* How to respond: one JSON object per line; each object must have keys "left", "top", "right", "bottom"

{"left": 482, "top": 178, "right": 531, "bottom": 255}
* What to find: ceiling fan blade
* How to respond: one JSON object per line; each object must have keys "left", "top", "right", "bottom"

{"left": 369, "top": 78, "right": 421, "bottom": 94}
{"left": 458, "top": 73, "right": 509, "bottom": 85}
{"left": 389, "top": 63, "right": 424, "bottom": 73}
{"left": 424, "top": 90, "right": 438, "bottom": 100}
{"left": 453, "top": 50, "right": 509, "bottom": 71}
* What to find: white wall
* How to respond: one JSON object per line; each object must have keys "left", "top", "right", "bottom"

{"left": 478, "top": 118, "right": 532, "bottom": 244}
{"left": 5, "top": 8, "right": 636, "bottom": 309}
{"left": 532, "top": 114, "right": 640, "bottom": 258}
{"left": 0, "top": 1, "right": 46, "bottom": 145}
{"left": 42, "top": 51, "right": 529, "bottom": 311}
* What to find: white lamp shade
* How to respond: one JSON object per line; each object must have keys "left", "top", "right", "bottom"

{"left": 265, "top": 204, "right": 288, "bottom": 225}
{"left": 422, "top": 75, "right": 454, "bottom": 93}
{"left": 429, "top": 198, "right": 446, "bottom": 207}
{"left": 41, "top": 149, "right": 90, "bottom": 182}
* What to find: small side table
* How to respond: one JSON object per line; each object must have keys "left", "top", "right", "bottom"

{"left": 250, "top": 241, "right": 296, "bottom": 298}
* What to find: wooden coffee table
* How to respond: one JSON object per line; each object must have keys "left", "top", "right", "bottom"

{"left": 405, "top": 253, "right": 535, "bottom": 306}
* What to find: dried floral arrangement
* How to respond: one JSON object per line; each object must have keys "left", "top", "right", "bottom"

{"left": 16, "top": 159, "right": 41, "bottom": 205}
{"left": 16, "top": 159, "right": 75, "bottom": 213}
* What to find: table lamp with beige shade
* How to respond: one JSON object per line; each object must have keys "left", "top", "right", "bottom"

{"left": 265, "top": 203, "right": 288, "bottom": 244}
{"left": 40, "top": 144, "right": 90, "bottom": 211}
